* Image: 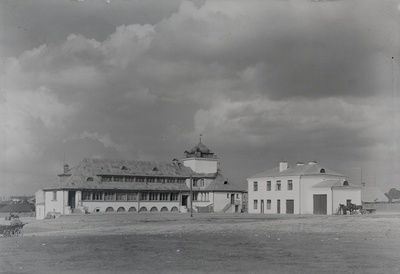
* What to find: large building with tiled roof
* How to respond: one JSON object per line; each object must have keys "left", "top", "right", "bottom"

{"left": 36, "top": 141, "right": 246, "bottom": 219}
{"left": 247, "top": 161, "right": 362, "bottom": 215}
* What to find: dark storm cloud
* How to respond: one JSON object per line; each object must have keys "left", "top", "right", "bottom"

{"left": 1, "top": 0, "right": 399, "bottom": 196}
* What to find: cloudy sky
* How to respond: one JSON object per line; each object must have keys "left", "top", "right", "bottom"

{"left": 1, "top": 0, "right": 399, "bottom": 197}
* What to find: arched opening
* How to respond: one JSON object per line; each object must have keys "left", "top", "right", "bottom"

{"left": 94, "top": 208, "right": 100, "bottom": 212}
{"left": 121, "top": 166, "right": 128, "bottom": 171}
{"left": 224, "top": 181, "right": 228, "bottom": 185}
{"left": 128, "top": 206, "right": 137, "bottom": 212}
{"left": 105, "top": 207, "right": 114, "bottom": 212}
{"left": 160, "top": 207, "right": 168, "bottom": 212}
{"left": 150, "top": 207, "right": 158, "bottom": 212}
{"left": 320, "top": 168, "right": 326, "bottom": 174}
{"left": 87, "top": 177, "right": 94, "bottom": 182}
{"left": 117, "top": 207, "right": 125, "bottom": 212}
{"left": 139, "top": 206, "right": 147, "bottom": 212}
{"left": 343, "top": 181, "right": 349, "bottom": 186}
{"left": 171, "top": 206, "right": 178, "bottom": 212}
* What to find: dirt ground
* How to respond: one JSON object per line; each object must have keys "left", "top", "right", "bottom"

{"left": 1, "top": 213, "right": 400, "bottom": 274}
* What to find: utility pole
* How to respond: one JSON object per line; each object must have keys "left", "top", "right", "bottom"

{"left": 190, "top": 175, "right": 193, "bottom": 217}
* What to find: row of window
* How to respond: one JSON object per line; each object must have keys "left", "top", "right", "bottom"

{"left": 253, "top": 199, "right": 272, "bottom": 210}
{"left": 192, "top": 192, "right": 210, "bottom": 201}
{"left": 192, "top": 179, "right": 205, "bottom": 187}
{"left": 100, "top": 176, "right": 186, "bottom": 184}
{"left": 253, "top": 180, "right": 293, "bottom": 192}
{"left": 82, "top": 191, "right": 180, "bottom": 202}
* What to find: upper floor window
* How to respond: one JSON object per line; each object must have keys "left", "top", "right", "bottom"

{"left": 127, "top": 192, "right": 137, "bottom": 201}
{"left": 125, "top": 177, "right": 135, "bottom": 182}
{"left": 288, "top": 180, "right": 293, "bottom": 191}
{"left": 267, "top": 181, "right": 271, "bottom": 191}
{"left": 104, "top": 192, "right": 115, "bottom": 201}
{"left": 149, "top": 193, "right": 158, "bottom": 201}
{"left": 114, "top": 176, "right": 123, "bottom": 182}
{"left": 82, "top": 191, "right": 91, "bottom": 201}
{"left": 86, "top": 177, "right": 94, "bottom": 182}
{"left": 160, "top": 193, "right": 169, "bottom": 201}
{"left": 193, "top": 179, "right": 198, "bottom": 187}
{"left": 102, "top": 176, "right": 112, "bottom": 182}
{"left": 52, "top": 191, "right": 57, "bottom": 201}
{"left": 200, "top": 179, "right": 205, "bottom": 187}
{"left": 116, "top": 193, "right": 126, "bottom": 201}
{"left": 93, "top": 192, "right": 103, "bottom": 201}
{"left": 147, "top": 178, "right": 155, "bottom": 183}
{"left": 276, "top": 181, "right": 281, "bottom": 191}
{"left": 166, "top": 178, "right": 175, "bottom": 183}
{"left": 136, "top": 177, "right": 145, "bottom": 182}
{"left": 141, "top": 192, "right": 148, "bottom": 201}
{"left": 253, "top": 181, "right": 258, "bottom": 191}
{"left": 171, "top": 193, "right": 179, "bottom": 201}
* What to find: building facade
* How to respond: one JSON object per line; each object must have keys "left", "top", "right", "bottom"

{"left": 36, "top": 142, "right": 245, "bottom": 219}
{"left": 248, "top": 161, "right": 362, "bottom": 215}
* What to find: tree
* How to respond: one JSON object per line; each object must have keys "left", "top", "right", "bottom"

{"left": 384, "top": 188, "right": 400, "bottom": 203}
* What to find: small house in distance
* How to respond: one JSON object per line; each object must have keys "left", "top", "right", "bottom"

{"left": 36, "top": 141, "right": 246, "bottom": 219}
{"left": 247, "top": 161, "right": 362, "bottom": 215}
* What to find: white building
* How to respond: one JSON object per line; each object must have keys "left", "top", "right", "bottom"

{"left": 247, "top": 161, "right": 362, "bottom": 215}
{"left": 36, "top": 141, "right": 245, "bottom": 219}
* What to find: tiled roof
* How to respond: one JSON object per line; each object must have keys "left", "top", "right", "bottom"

{"left": 312, "top": 179, "right": 361, "bottom": 189}
{"left": 45, "top": 158, "right": 195, "bottom": 191}
{"left": 361, "top": 187, "right": 388, "bottom": 203}
{"left": 249, "top": 163, "right": 344, "bottom": 179}
{"left": 185, "top": 142, "right": 214, "bottom": 154}
{"left": 206, "top": 173, "right": 246, "bottom": 192}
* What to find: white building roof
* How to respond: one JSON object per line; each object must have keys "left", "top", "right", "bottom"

{"left": 249, "top": 162, "right": 344, "bottom": 179}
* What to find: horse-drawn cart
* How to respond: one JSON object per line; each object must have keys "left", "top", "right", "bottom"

{"left": 0, "top": 223, "right": 25, "bottom": 238}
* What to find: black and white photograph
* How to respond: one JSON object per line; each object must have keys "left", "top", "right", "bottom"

{"left": 1, "top": 0, "right": 399, "bottom": 273}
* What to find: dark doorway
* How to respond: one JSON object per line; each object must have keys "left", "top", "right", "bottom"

{"left": 313, "top": 194, "right": 327, "bottom": 215}
{"left": 231, "top": 194, "right": 235, "bottom": 204}
{"left": 286, "top": 200, "right": 294, "bottom": 214}
{"left": 182, "top": 195, "right": 188, "bottom": 207}
{"left": 277, "top": 199, "right": 281, "bottom": 214}
{"left": 68, "top": 191, "right": 76, "bottom": 209}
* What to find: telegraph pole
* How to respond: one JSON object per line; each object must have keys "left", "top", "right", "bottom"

{"left": 190, "top": 175, "right": 193, "bottom": 217}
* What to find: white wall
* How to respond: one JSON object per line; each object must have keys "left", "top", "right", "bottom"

{"left": 36, "top": 205, "right": 45, "bottom": 220}
{"left": 332, "top": 188, "right": 362, "bottom": 214}
{"left": 213, "top": 192, "right": 242, "bottom": 212}
{"left": 182, "top": 158, "right": 218, "bottom": 173}
{"left": 247, "top": 176, "right": 300, "bottom": 214}
{"left": 44, "top": 190, "right": 65, "bottom": 216}
{"left": 299, "top": 175, "right": 346, "bottom": 215}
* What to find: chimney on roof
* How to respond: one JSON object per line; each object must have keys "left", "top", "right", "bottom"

{"left": 279, "top": 161, "right": 288, "bottom": 172}
{"left": 63, "top": 164, "right": 69, "bottom": 174}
